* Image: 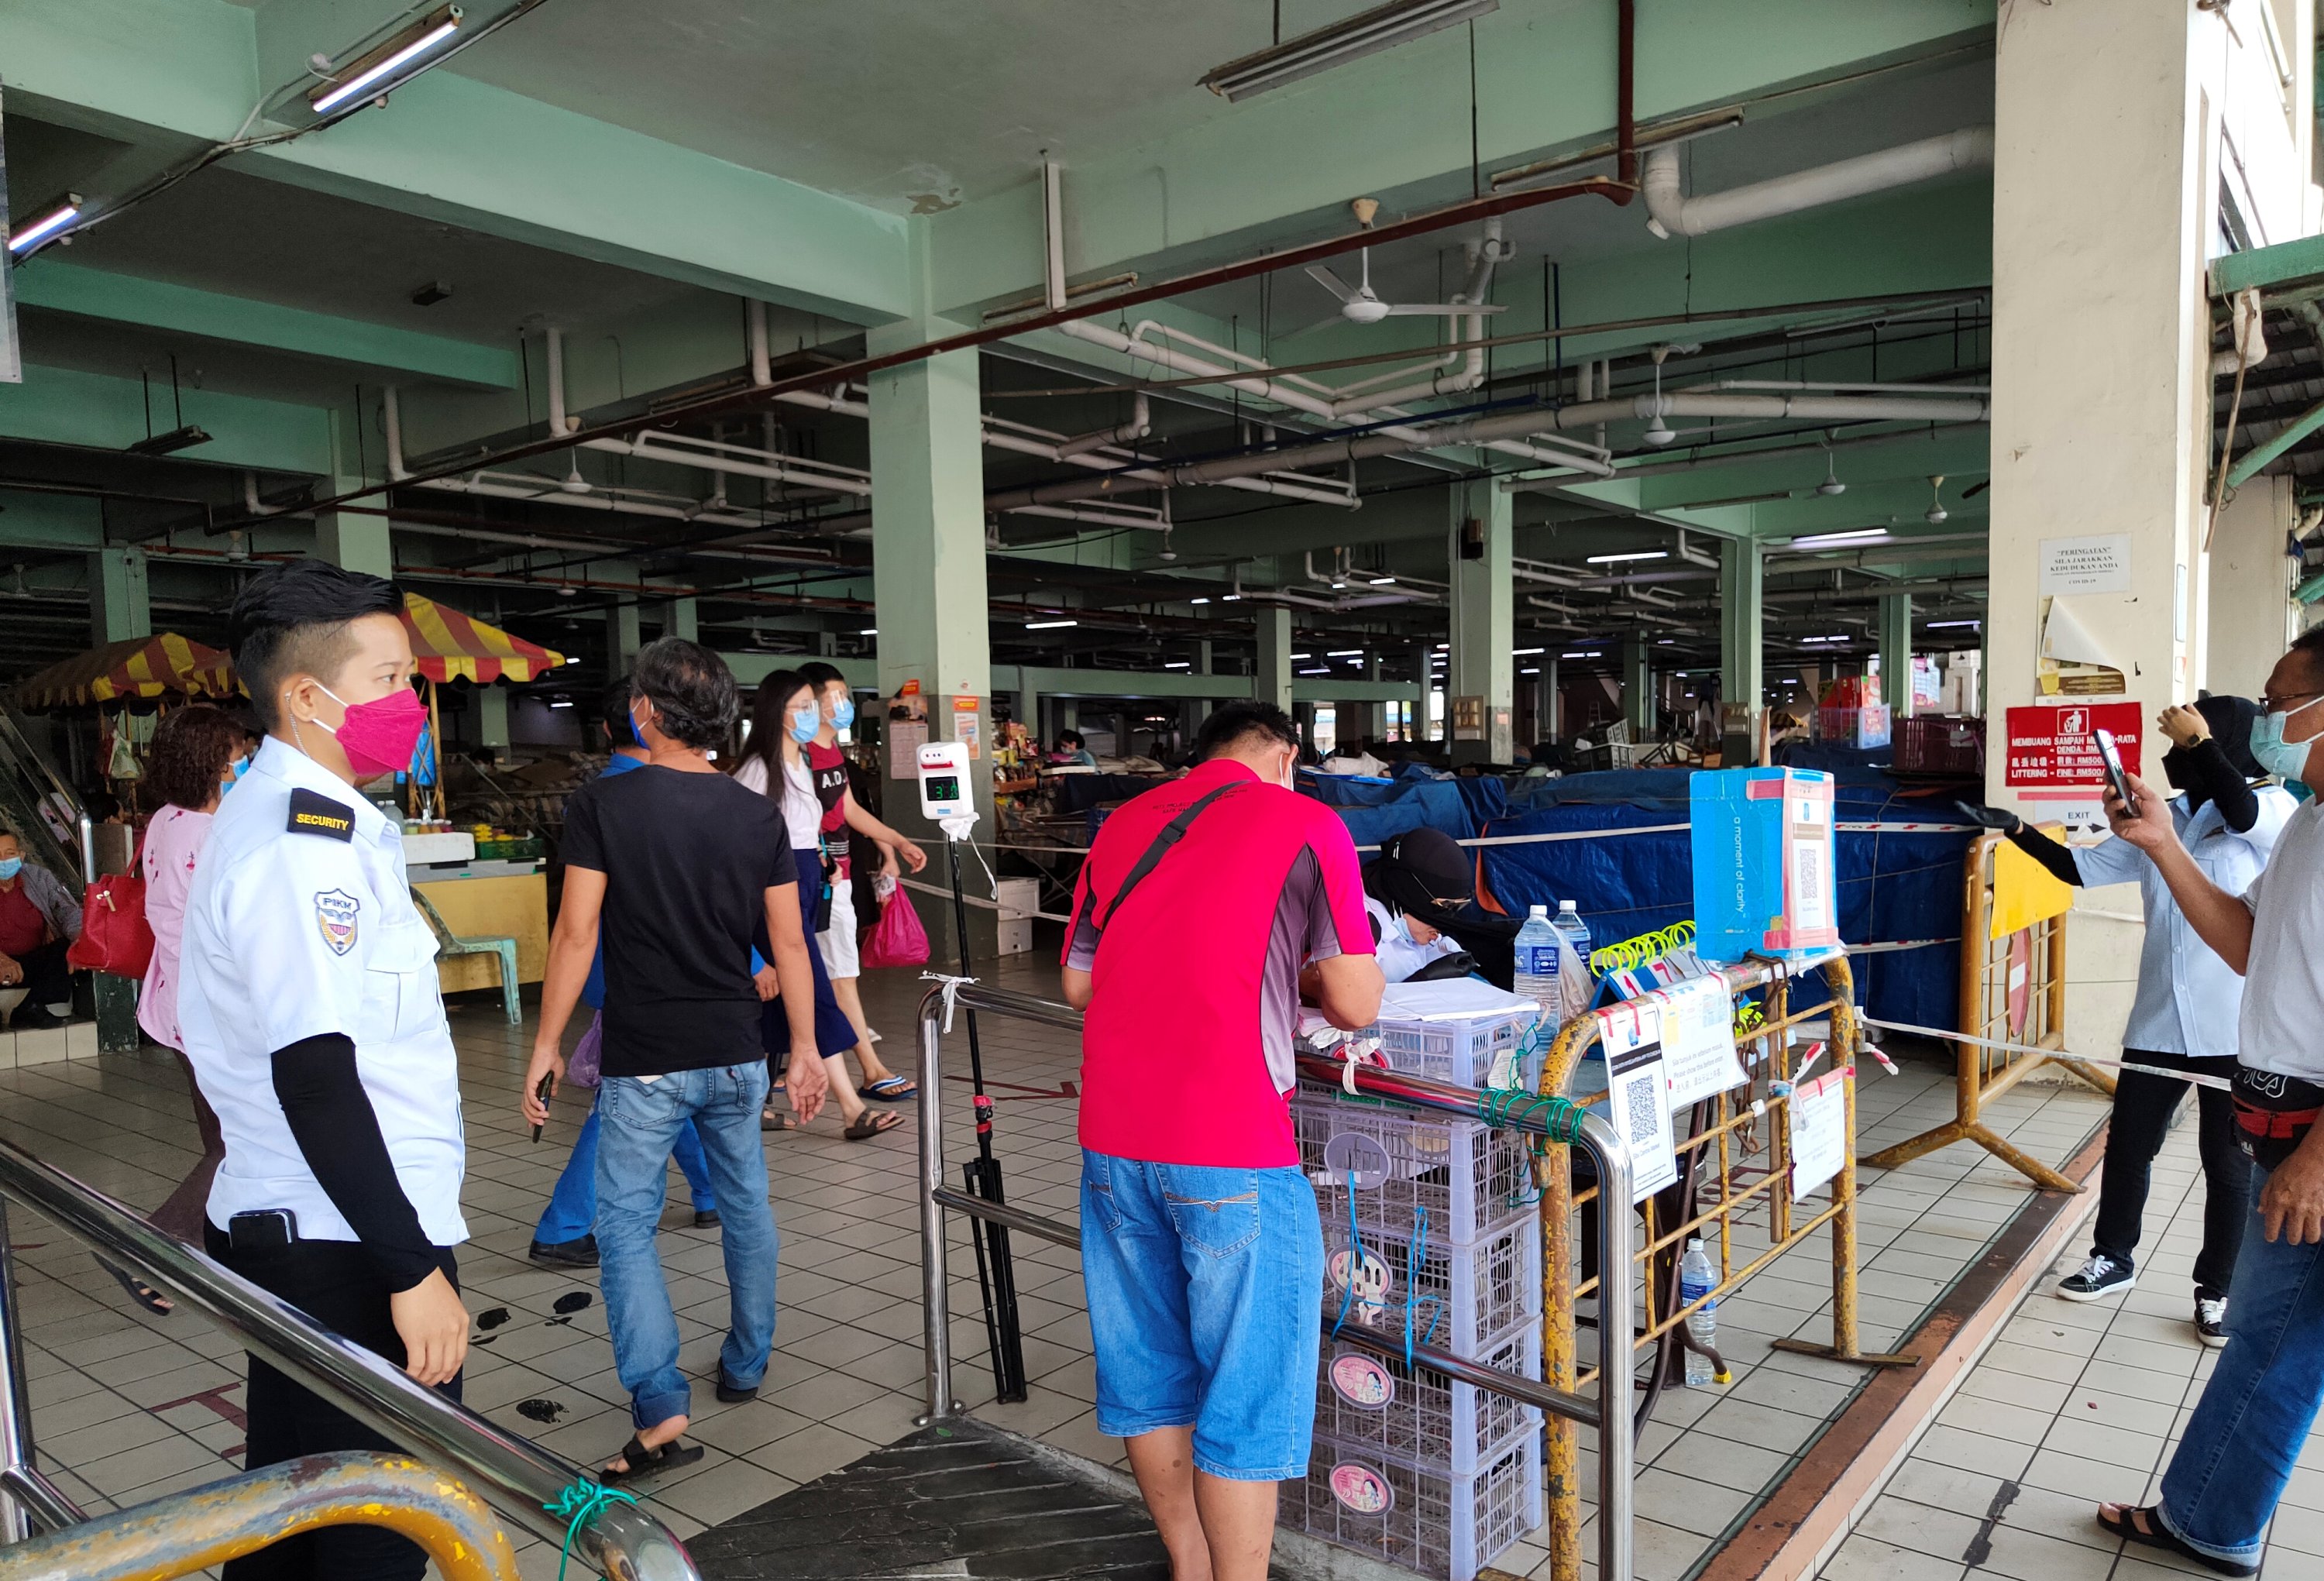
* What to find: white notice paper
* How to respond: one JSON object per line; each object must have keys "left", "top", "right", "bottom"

{"left": 2038, "top": 534, "right": 2133, "bottom": 596}
{"left": 1659, "top": 973, "right": 1746, "bottom": 1108}
{"left": 1598, "top": 1003, "right": 1678, "bottom": 1201}
{"left": 1788, "top": 1070, "right": 1849, "bottom": 1201}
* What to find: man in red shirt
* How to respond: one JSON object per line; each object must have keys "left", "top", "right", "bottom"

{"left": 1061, "top": 701, "right": 1382, "bottom": 1581}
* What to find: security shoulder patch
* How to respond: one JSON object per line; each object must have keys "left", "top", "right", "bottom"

{"left": 287, "top": 788, "right": 356, "bottom": 842}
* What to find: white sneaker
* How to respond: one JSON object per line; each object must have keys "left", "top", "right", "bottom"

{"left": 2058, "top": 1254, "right": 2136, "bottom": 1301}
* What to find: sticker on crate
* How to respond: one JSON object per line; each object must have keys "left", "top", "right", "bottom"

{"left": 1330, "top": 1462, "right": 1396, "bottom": 1516}
{"left": 1329, "top": 1352, "right": 1397, "bottom": 1408}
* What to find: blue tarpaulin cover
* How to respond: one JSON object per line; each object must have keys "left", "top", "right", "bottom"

{"left": 1305, "top": 766, "right": 1977, "bottom": 1032}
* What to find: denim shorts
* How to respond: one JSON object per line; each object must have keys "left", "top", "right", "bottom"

{"left": 1079, "top": 1150, "right": 1325, "bottom": 1481}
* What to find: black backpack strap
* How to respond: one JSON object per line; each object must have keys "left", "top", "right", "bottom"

{"left": 1094, "top": 783, "right": 1247, "bottom": 934}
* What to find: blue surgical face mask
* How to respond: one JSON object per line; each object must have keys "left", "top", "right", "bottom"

{"left": 829, "top": 693, "right": 856, "bottom": 731}
{"left": 0, "top": 858, "right": 25, "bottom": 882}
{"left": 2252, "top": 698, "right": 2324, "bottom": 782}
{"left": 788, "top": 705, "right": 820, "bottom": 745}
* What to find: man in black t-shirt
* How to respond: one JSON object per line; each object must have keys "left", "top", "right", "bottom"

{"left": 524, "top": 638, "right": 826, "bottom": 1483}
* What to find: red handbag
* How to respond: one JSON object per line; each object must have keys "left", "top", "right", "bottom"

{"left": 67, "top": 844, "right": 153, "bottom": 979}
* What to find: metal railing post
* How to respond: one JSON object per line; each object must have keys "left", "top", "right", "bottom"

{"left": 0, "top": 1140, "right": 698, "bottom": 1581}
{"left": 918, "top": 992, "right": 954, "bottom": 1425}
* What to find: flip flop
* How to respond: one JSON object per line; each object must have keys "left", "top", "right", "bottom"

{"left": 860, "top": 1075, "right": 916, "bottom": 1102}
{"left": 844, "top": 1109, "right": 903, "bottom": 1141}
{"left": 602, "top": 1433, "right": 705, "bottom": 1486}
{"left": 2096, "top": 1504, "right": 2256, "bottom": 1576}
{"left": 105, "top": 1263, "right": 173, "bottom": 1316}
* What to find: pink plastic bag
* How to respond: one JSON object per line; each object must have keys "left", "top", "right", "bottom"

{"left": 861, "top": 884, "right": 931, "bottom": 969}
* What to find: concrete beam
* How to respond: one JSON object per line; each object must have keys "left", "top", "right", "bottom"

{"left": 15, "top": 263, "right": 521, "bottom": 388}
{"left": 5, "top": 0, "right": 912, "bottom": 323}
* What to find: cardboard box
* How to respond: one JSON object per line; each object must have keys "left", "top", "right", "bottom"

{"left": 1689, "top": 768, "right": 1840, "bottom": 963}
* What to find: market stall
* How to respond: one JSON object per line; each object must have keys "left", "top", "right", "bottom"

{"left": 189, "top": 594, "right": 568, "bottom": 1001}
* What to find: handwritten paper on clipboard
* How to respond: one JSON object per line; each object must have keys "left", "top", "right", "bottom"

{"left": 1788, "top": 1070, "right": 1849, "bottom": 1201}
{"left": 1598, "top": 1002, "right": 1678, "bottom": 1202}
{"left": 1658, "top": 972, "right": 1745, "bottom": 1108}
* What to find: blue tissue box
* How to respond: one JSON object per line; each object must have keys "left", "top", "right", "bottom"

{"left": 1689, "top": 768, "right": 1840, "bottom": 964}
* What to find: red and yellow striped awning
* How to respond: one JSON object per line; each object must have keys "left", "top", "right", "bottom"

{"left": 401, "top": 593, "right": 566, "bottom": 683}
{"left": 178, "top": 593, "right": 568, "bottom": 698}
{"left": 15, "top": 634, "right": 231, "bottom": 711}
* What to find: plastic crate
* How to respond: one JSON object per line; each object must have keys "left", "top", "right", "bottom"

{"left": 1893, "top": 713, "right": 1985, "bottom": 777}
{"left": 1322, "top": 1203, "right": 1542, "bottom": 1355}
{"left": 1287, "top": 1428, "right": 1544, "bottom": 1581}
{"left": 1376, "top": 1006, "right": 1542, "bottom": 1091}
{"left": 1314, "top": 1322, "right": 1542, "bottom": 1476}
{"left": 1296, "top": 1091, "right": 1539, "bottom": 1247}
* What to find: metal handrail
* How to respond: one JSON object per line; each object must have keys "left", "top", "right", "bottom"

{"left": 914, "top": 981, "right": 1637, "bottom": 1581}
{"left": 0, "top": 1138, "right": 701, "bottom": 1581}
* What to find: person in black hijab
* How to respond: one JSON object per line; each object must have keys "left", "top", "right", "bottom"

{"left": 1985, "top": 694, "right": 2293, "bottom": 1338}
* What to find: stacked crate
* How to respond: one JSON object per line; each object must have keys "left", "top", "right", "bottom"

{"left": 1290, "top": 1000, "right": 1546, "bottom": 1581}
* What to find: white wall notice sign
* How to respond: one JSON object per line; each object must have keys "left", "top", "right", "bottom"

{"left": 1788, "top": 1070, "right": 1849, "bottom": 1201}
{"left": 1598, "top": 1003, "right": 1678, "bottom": 1201}
{"left": 2038, "top": 534, "right": 2133, "bottom": 596}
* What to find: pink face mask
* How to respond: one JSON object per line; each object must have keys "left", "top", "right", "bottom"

{"left": 310, "top": 682, "right": 428, "bottom": 779}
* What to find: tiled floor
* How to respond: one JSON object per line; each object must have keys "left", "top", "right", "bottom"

{"left": 1813, "top": 1116, "right": 2324, "bottom": 1581}
{"left": 0, "top": 958, "right": 2262, "bottom": 1580}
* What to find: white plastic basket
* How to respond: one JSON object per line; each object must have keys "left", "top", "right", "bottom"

{"left": 1376, "top": 1006, "right": 1542, "bottom": 1091}
{"left": 1287, "top": 1427, "right": 1544, "bottom": 1581}
{"left": 1321, "top": 1203, "right": 1542, "bottom": 1356}
{"left": 1313, "top": 1322, "right": 1543, "bottom": 1476}
{"left": 1296, "top": 1091, "right": 1541, "bottom": 1247}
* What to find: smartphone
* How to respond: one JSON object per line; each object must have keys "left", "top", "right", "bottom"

{"left": 2092, "top": 727, "right": 2139, "bottom": 816}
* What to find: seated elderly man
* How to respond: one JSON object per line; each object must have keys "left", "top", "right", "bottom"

{"left": 0, "top": 829, "right": 82, "bottom": 1028}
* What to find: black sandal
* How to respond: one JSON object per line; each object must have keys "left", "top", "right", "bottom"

{"left": 105, "top": 1263, "right": 173, "bottom": 1316}
{"left": 844, "top": 1109, "right": 902, "bottom": 1141}
{"left": 2097, "top": 1504, "right": 2257, "bottom": 1576}
{"left": 602, "top": 1433, "right": 704, "bottom": 1485}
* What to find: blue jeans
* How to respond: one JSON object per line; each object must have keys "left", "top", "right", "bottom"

{"left": 536, "top": 1102, "right": 717, "bottom": 1245}
{"left": 2160, "top": 1157, "right": 2324, "bottom": 1566}
{"left": 1079, "top": 1150, "right": 1324, "bottom": 1481}
{"left": 596, "top": 1063, "right": 776, "bottom": 1431}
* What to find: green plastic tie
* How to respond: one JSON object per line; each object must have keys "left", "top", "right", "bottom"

{"left": 542, "top": 1479, "right": 639, "bottom": 1581}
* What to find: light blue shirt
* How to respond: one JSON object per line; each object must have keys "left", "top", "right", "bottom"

{"left": 2072, "top": 785, "right": 2295, "bottom": 1061}
{"left": 178, "top": 736, "right": 466, "bottom": 1245}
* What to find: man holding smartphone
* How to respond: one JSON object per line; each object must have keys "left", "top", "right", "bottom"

{"left": 178, "top": 560, "right": 468, "bottom": 1581}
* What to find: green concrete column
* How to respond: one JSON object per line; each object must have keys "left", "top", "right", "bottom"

{"left": 1449, "top": 479, "right": 1513, "bottom": 762}
{"left": 1621, "top": 633, "right": 1652, "bottom": 734}
{"left": 664, "top": 596, "right": 699, "bottom": 643}
{"left": 478, "top": 686, "right": 510, "bottom": 754}
{"left": 1721, "top": 535, "right": 1765, "bottom": 725}
{"left": 868, "top": 314, "right": 993, "bottom": 962}
{"left": 1879, "top": 593, "right": 1913, "bottom": 716}
{"left": 1254, "top": 605, "right": 1294, "bottom": 713}
{"left": 607, "top": 603, "right": 641, "bottom": 670}
{"left": 90, "top": 547, "right": 150, "bottom": 644}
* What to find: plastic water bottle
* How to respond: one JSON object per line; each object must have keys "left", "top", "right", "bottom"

{"left": 1513, "top": 905, "right": 1561, "bottom": 1015}
{"left": 1552, "top": 900, "right": 1593, "bottom": 971}
{"left": 1679, "top": 1238, "right": 1720, "bottom": 1387}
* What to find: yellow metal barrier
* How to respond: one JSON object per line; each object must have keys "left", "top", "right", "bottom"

{"left": 0, "top": 1451, "right": 518, "bottom": 1581}
{"left": 1862, "top": 830, "right": 2114, "bottom": 1189}
{"left": 1537, "top": 952, "right": 1913, "bottom": 1581}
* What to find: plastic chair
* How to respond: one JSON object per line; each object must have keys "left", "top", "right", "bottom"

{"left": 410, "top": 889, "right": 522, "bottom": 1025}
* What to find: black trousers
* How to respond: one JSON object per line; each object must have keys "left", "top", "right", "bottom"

{"left": 2091, "top": 1047, "right": 2251, "bottom": 1295}
{"left": 204, "top": 1226, "right": 461, "bottom": 1581}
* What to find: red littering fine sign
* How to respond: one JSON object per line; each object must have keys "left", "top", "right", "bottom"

{"left": 2003, "top": 702, "right": 2143, "bottom": 789}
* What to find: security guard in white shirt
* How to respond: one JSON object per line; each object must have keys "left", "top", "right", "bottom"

{"left": 177, "top": 559, "right": 468, "bottom": 1581}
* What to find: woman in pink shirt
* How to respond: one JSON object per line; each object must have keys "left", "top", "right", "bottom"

{"left": 139, "top": 706, "right": 257, "bottom": 1279}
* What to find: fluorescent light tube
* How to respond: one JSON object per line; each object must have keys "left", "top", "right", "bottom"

{"left": 8, "top": 195, "right": 81, "bottom": 253}
{"left": 1025, "top": 618, "right": 1078, "bottom": 630}
{"left": 311, "top": 7, "right": 463, "bottom": 114}
{"left": 1586, "top": 550, "right": 1668, "bottom": 564}
{"left": 1200, "top": 0, "right": 1498, "bottom": 101}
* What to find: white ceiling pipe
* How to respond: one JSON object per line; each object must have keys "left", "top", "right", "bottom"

{"left": 1642, "top": 125, "right": 1994, "bottom": 239}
